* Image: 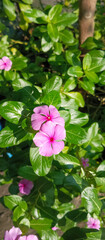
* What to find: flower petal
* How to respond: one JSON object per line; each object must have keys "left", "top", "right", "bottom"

{"left": 4, "top": 231, "right": 11, "bottom": 240}
{"left": 33, "top": 105, "right": 49, "bottom": 116}
{"left": 54, "top": 125, "right": 66, "bottom": 140}
{"left": 31, "top": 113, "right": 46, "bottom": 130}
{"left": 52, "top": 116, "right": 65, "bottom": 127}
{"left": 49, "top": 105, "right": 60, "bottom": 118}
{"left": 27, "top": 235, "right": 39, "bottom": 240}
{"left": 52, "top": 141, "right": 64, "bottom": 155}
{"left": 9, "top": 226, "right": 22, "bottom": 240}
{"left": 41, "top": 121, "right": 55, "bottom": 137}
{"left": 39, "top": 141, "right": 53, "bottom": 156}
{"left": 0, "top": 59, "right": 5, "bottom": 70}
{"left": 33, "top": 132, "right": 49, "bottom": 147}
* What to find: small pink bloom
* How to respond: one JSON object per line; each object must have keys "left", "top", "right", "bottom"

{"left": 52, "top": 227, "right": 58, "bottom": 231}
{"left": 0, "top": 56, "right": 12, "bottom": 71}
{"left": 81, "top": 158, "right": 89, "bottom": 168}
{"left": 31, "top": 105, "right": 64, "bottom": 131}
{"left": 4, "top": 226, "right": 22, "bottom": 240}
{"left": 18, "top": 235, "right": 38, "bottom": 240}
{"left": 87, "top": 217, "right": 100, "bottom": 230}
{"left": 34, "top": 121, "right": 66, "bottom": 157}
{"left": 18, "top": 179, "right": 34, "bottom": 195}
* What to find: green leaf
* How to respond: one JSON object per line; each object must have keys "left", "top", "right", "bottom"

{"left": 24, "top": 9, "right": 48, "bottom": 23}
{"left": 22, "top": 0, "right": 33, "bottom": 4}
{"left": 79, "top": 78, "right": 95, "bottom": 95}
{"left": 67, "top": 66, "right": 83, "bottom": 78}
{"left": 63, "top": 78, "right": 77, "bottom": 92}
{"left": 3, "top": 0, "right": 16, "bottom": 21}
{"left": 0, "top": 124, "right": 33, "bottom": 148}
{"left": 12, "top": 78, "right": 32, "bottom": 91}
{"left": 81, "top": 187, "right": 102, "bottom": 215}
{"left": 0, "top": 101, "right": 25, "bottom": 124}
{"left": 30, "top": 147, "right": 53, "bottom": 176}
{"left": 41, "top": 230, "right": 59, "bottom": 240}
{"left": 99, "top": 71, "right": 105, "bottom": 85}
{"left": 12, "top": 57, "right": 27, "bottom": 70}
{"left": 86, "top": 229, "right": 105, "bottom": 240}
{"left": 54, "top": 42, "right": 62, "bottom": 55}
{"left": 85, "top": 71, "right": 99, "bottom": 83}
{"left": 66, "top": 125, "right": 87, "bottom": 145}
{"left": 48, "top": 4, "right": 62, "bottom": 21}
{"left": 4, "top": 195, "right": 22, "bottom": 210}
{"left": 43, "top": 75, "right": 62, "bottom": 94}
{"left": 31, "top": 218, "right": 52, "bottom": 232}
{"left": 42, "top": 90, "right": 61, "bottom": 107}
{"left": 83, "top": 53, "right": 92, "bottom": 70}
{"left": 62, "top": 227, "right": 86, "bottom": 240}
{"left": 47, "top": 23, "right": 59, "bottom": 42}
{"left": 41, "top": 34, "right": 53, "bottom": 52}
{"left": 13, "top": 206, "right": 25, "bottom": 221}
{"left": 55, "top": 12, "right": 78, "bottom": 28}
{"left": 59, "top": 30, "right": 74, "bottom": 44}
{"left": 69, "top": 109, "right": 89, "bottom": 126}
{"left": 59, "top": 110, "right": 70, "bottom": 125}
{"left": 19, "top": 217, "right": 30, "bottom": 228}
{"left": 65, "top": 50, "right": 80, "bottom": 66}
{"left": 18, "top": 166, "right": 38, "bottom": 181}
{"left": 55, "top": 152, "right": 80, "bottom": 168}
{"left": 64, "top": 92, "right": 85, "bottom": 107}
{"left": 88, "top": 50, "right": 105, "bottom": 73}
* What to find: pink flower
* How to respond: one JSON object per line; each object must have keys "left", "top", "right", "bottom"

{"left": 81, "top": 158, "right": 89, "bottom": 168}
{"left": 87, "top": 217, "right": 100, "bottom": 230}
{"left": 4, "top": 226, "right": 22, "bottom": 240}
{"left": 18, "top": 235, "right": 38, "bottom": 240}
{"left": 33, "top": 121, "right": 66, "bottom": 157}
{"left": 31, "top": 105, "right": 64, "bottom": 131}
{"left": 0, "top": 56, "right": 12, "bottom": 71}
{"left": 52, "top": 227, "right": 58, "bottom": 231}
{"left": 18, "top": 179, "right": 34, "bottom": 195}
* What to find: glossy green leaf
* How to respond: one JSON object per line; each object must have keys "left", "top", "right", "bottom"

{"left": 65, "top": 50, "right": 80, "bottom": 66}
{"left": 55, "top": 152, "right": 80, "bottom": 168}
{"left": 55, "top": 12, "right": 78, "bottom": 28}
{"left": 85, "top": 71, "right": 99, "bottom": 83}
{"left": 13, "top": 206, "right": 25, "bottom": 221}
{"left": 0, "top": 101, "right": 25, "bottom": 124}
{"left": 43, "top": 75, "right": 62, "bottom": 93}
{"left": 4, "top": 195, "right": 22, "bottom": 210}
{"left": 22, "top": 0, "right": 33, "bottom": 4}
{"left": 3, "top": 0, "right": 16, "bottom": 21}
{"left": 31, "top": 218, "right": 52, "bottom": 232}
{"left": 42, "top": 90, "right": 61, "bottom": 107}
{"left": 47, "top": 23, "right": 59, "bottom": 42}
{"left": 59, "top": 30, "right": 74, "bottom": 44}
{"left": 24, "top": 9, "right": 47, "bottom": 23}
{"left": 12, "top": 57, "right": 27, "bottom": 71}
{"left": 41, "top": 230, "right": 59, "bottom": 240}
{"left": 88, "top": 50, "right": 105, "bottom": 73}
{"left": 0, "top": 124, "right": 33, "bottom": 148}
{"left": 99, "top": 71, "right": 105, "bottom": 85}
{"left": 69, "top": 109, "right": 89, "bottom": 126}
{"left": 67, "top": 66, "right": 83, "bottom": 78}
{"left": 64, "top": 92, "right": 85, "bottom": 107}
{"left": 18, "top": 166, "right": 38, "bottom": 181}
{"left": 48, "top": 4, "right": 62, "bottom": 21}
{"left": 66, "top": 125, "right": 87, "bottom": 145}
{"left": 79, "top": 78, "right": 95, "bottom": 95}
{"left": 41, "top": 34, "right": 53, "bottom": 52}
{"left": 83, "top": 53, "right": 92, "bottom": 70}
{"left": 54, "top": 42, "right": 63, "bottom": 55}
{"left": 81, "top": 187, "right": 102, "bottom": 214}
{"left": 30, "top": 147, "right": 53, "bottom": 176}
{"left": 64, "top": 78, "right": 77, "bottom": 92}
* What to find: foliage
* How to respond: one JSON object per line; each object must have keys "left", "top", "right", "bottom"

{"left": 0, "top": 0, "right": 105, "bottom": 239}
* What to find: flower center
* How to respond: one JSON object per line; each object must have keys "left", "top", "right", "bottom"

{"left": 50, "top": 137, "right": 54, "bottom": 142}
{"left": 47, "top": 116, "right": 51, "bottom": 120}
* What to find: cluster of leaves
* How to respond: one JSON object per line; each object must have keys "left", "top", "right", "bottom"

{"left": 1, "top": 0, "right": 105, "bottom": 239}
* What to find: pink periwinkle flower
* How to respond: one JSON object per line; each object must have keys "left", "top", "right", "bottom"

{"left": 52, "top": 227, "right": 58, "bottom": 231}
{"left": 87, "top": 217, "right": 100, "bottom": 230}
{"left": 81, "top": 158, "right": 89, "bottom": 168}
{"left": 34, "top": 121, "right": 66, "bottom": 157}
{"left": 18, "top": 179, "right": 34, "bottom": 195}
{"left": 4, "top": 226, "right": 22, "bottom": 240}
{"left": 0, "top": 56, "right": 12, "bottom": 71}
{"left": 18, "top": 235, "right": 38, "bottom": 240}
{"left": 31, "top": 105, "right": 64, "bottom": 131}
